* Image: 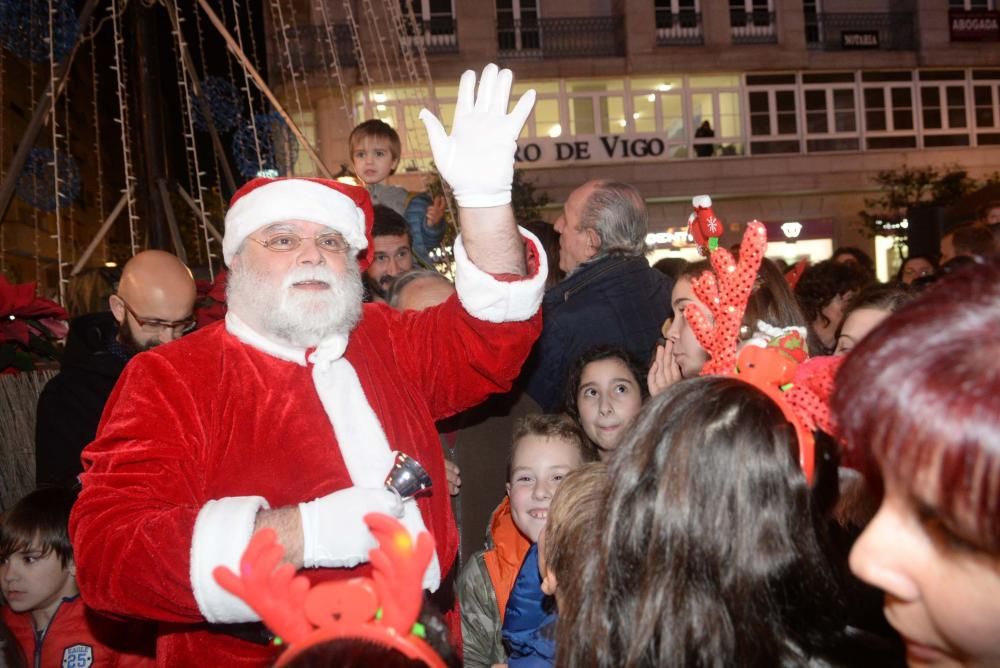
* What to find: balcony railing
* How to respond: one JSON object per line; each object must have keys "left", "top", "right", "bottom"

{"left": 730, "top": 10, "right": 777, "bottom": 44}
{"left": 497, "top": 16, "right": 625, "bottom": 59}
{"left": 278, "top": 23, "right": 357, "bottom": 74}
{"left": 400, "top": 16, "right": 459, "bottom": 54}
{"left": 656, "top": 10, "right": 703, "bottom": 46}
{"left": 805, "top": 12, "right": 916, "bottom": 51}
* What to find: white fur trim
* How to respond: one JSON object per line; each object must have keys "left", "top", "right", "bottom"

{"left": 223, "top": 180, "right": 368, "bottom": 263}
{"left": 453, "top": 227, "right": 547, "bottom": 323}
{"left": 692, "top": 194, "right": 712, "bottom": 208}
{"left": 190, "top": 496, "right": 270, "bottom": 623}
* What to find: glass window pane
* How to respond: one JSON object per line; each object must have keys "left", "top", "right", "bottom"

{"left": 751, "top": 114, "right": 771, "bottom": 135}
{"left": 949, "top": 108, "right": 967, "bottom": 127}
{"left": 749, "top": 91, "right": 770, "bottom": 113}
{"left": 891, "top": 87, "right": 913, "bottom": 108}
{"left": 807, "top": 111, "right": 828, "bottom": 133}
{"left": 567, "top": 79, "right": 624, "bottom": 93}
{"left": 974, "top": 85, "right": 993, "bottom": 105}
{"left": 662, "top": 95, "right": 685, "bottom": 140}
{"left": 864, "top": 88, "right": 885, "bottom": 109}
{"left": 691, "top": 93, "right": 715, "bottom": 128}
{"left": 599, "top": 96, "right": 627, "bottom": 134}
{"left": 777, "top": 112, "right": 797, "bottom": 134}
{"left": 866, "top": 111, "right": 886, "bottom": 131}
{"left": 923, "top": 109, "right": 943, "bottom": 128}
{"left": 894, "top": 109, "right": 914, "bottom": 130}
{"left": 570, "top": 97, "right": 595, "bottom": 134}
{"left": 512, "top": 81, "right": 561, "bottom": 94}
{"left": 805, "top": 90, "right": 826, "bottom": 111}
{"left": 632, "top": 95, "right": 656, "bottom": 133}
{"left": 718, "top": 92, "right": 742, "bottom": 136}
{"left": 833, "top": 89, "right": 855, "bottom": 110}
{"left": 834, "top": 111, "right": 856, "bottom": 132}
{"left": 776, "top": 90, "right": 796, "bottom": 112}
{"left": 947, "top": 86, "right": 965, "bottom": 107}
{"left": 630, "top": 76, "right": 683, "bottom": 92}
{"left": 976, "top": 108, "right": 995, "bottom": 127}
{"left": 688, "top": 74, "right": 740, "bottom": 88}
{"left": 921, "top": 87, "right": 940, "bottom": 107}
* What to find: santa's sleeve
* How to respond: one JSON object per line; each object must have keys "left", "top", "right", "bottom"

{"left": 69, "top": 354, "right": 263, "bottom": 624}
{"left": 388, "top": 228, "right": 545, "bottom": 419}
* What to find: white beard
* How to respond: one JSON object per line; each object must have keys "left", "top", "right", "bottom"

{"left": 227, "top": 256, "right": 364, "bottom": 348}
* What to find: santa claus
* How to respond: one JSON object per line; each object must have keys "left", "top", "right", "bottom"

{"left": 69, "top": 64, "right": 544, "bottom": 666}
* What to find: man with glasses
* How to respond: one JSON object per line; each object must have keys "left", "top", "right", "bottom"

{"left": 69, "top": 64, "right": 546, "bottom": 665}
{"left": 35, "top": 250, "right": 197, "bottom": 489}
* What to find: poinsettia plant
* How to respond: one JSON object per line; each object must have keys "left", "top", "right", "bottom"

{"left": 0, "top": 275, "right": 69, "bottom": 374}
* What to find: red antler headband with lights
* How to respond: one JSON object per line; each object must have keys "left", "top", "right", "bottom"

{"left": 213, "top": 514, "right": 446, "bottom": 668}
{"left": 682, "top": 198, "right": 840, "bottom": 484}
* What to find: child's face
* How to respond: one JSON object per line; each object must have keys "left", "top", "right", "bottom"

{"left": 351, "top": 136, "right": 399, "bottom": 186}
{"left": 576, "top": 358, "right": 643, "bottom": 458}
{"left": 506, "top": 435, "right": 582, "bottom": 543}
{"left": 0, "top": 544, "right": 77, "bottom": 618}
{"left": 665, "top": 277, "right": 711, "bottom": 378}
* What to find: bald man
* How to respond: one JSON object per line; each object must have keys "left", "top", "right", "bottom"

{"left": 36, "top": 250, "right": 197, "bottom": 488}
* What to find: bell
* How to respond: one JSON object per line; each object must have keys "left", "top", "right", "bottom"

{"left": 384, "top": 452, "right": 432, "bottom": 500}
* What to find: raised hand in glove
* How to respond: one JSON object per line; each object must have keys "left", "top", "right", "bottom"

{"left": 419, "top": 63, "right": 535, "bottom": 208}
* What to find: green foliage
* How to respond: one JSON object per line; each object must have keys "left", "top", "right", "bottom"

{"left": 858, "top": 164, "right": 996, "bottom": 237}
{"left": 511, "top": 168, "right": 551, "bottom": 223}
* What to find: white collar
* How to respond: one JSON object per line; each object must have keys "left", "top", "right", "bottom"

{"left": 224, "top": 311, "right": 350, "bottom": 369}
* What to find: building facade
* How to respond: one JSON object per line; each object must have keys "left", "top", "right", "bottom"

{"left": 268, "top": 0, "right": 1000, "bottom": 277}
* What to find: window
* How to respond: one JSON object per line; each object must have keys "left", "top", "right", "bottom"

{"left": 497, "top": 0, "right": 540, "bottom": 54}
{"left": 863, "top": 82, "right": 918, "bottom": 149}
{"left": 400, "top": 0, "right": 456, "bottom": 49}
{"left": 803, "top": 85, "right": 859, "bottom": 151}
{"left": 730, "top": 0, "right": 775, "bottom": 42}
{"left": 921, "top": 85, "right": 968, "bottom": 130}
{"left": 949, "top": 0, "right": 995, "bottom": 9}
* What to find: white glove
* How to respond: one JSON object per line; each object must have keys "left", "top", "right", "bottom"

{"left": 419, "top": 63, "right": 535, "bottom": 208}
{"left": 298, "top": 486, "right": 401, "bottom": 569}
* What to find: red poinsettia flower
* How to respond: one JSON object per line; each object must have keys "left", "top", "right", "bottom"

{"left": 0, "top": 275, "right": 70, "bottom": 346}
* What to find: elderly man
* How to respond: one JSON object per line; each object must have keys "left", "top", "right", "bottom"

{"left": 69, "top": 64, "right": 544, "bottom": 666}
{"left": 520, "top": 180, "right": 673, "bottom": 411}
{"left": 35, "top": 250, "right": 196, "bottom": 488}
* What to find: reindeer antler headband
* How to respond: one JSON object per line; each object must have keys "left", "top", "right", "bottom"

{"left": 683, "top": 199, "right": 840, "bottom": 483}
{"left": 213, "top": 514, "right": 446, "bottom": 667}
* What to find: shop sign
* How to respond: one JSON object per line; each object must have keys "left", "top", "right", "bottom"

{"left": 949, "top": 10, "right": 1000, "bottom": 41}
{"left": 762, "top": 218, "right": 833, "bottom": 242}
{"left": 646, "top": 227, "right": 693, "bottom": 250}
{"left": 841, "top": 30, "right": 880, "bottom": 49}
{"left": 516, "top": 134, "right": 673, "bottom": 168}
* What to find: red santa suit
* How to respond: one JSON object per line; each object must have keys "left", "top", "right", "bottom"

{"left": 69, "top": 178, "right": 546, "bottom": 667}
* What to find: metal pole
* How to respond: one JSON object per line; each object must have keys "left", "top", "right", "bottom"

{"left": 71, "top": 189, "right": 130, "bottom": 276}
{"left": 157, "top": 178, "right": 188, "bottom": 264}
{"left": 176, "top": 184, "right": 224, "bottom": 245}
{"left": 193, "top": 0, "right": 334, "bottom": 179}
{"left": 0, "top": 0, "right": 104, "bottom": 226}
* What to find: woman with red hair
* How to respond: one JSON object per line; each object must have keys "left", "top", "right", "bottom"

{"left": 833, "top": 260, "right": 1000, "bottom": 667}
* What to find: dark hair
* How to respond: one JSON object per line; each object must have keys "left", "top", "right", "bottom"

{"left": 508, "top": 414, "right": 597, "bottom": 481}
{"left": 522, "top": 220, "right": 564, "bottom": 290}
{"left": 838, "top": 283, "right": 915, "bottom": 330}
{"left": 652, "top": 257, "right": 688, "bottom": 281}
{"left": 557, "top": 376, "right": 846, "bottom": 667}
{"left": 833, "top": 260, "right": 1000, "bottom": 553}
{"left": 680, "top": 258, "right": 807, "bottom": 342}
{"left": 950, "top": 223, "right": 996, "bottom": 259}
{"left": 385, "top": 269, "right": 452, "bottom": 309}
{"left": 895, "top": 255, "right": 936, "bottom": 284}
{"left": 563, "top": 345, "right": 648, "bottom": 423}
{"left": 372, "top": 204, "right": 411, "bottom": 242}
{"left": 832, "top": 246, "right": 876, "bottom": 277}
{"left": 794, "top": 260, "right": 872, "bottom": 352}
{"left": 0, "top": 487, "right": 77, "bottom": 568}
{"left": 348, "top": 119, "right": 401, "bottom": 166}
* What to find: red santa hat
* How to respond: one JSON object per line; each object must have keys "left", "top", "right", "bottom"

{"left": 223, "top": 177, "right": 375, "bottom": 269}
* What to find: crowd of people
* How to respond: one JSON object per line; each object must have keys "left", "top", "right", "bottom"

{"left": 3, "top": 63, "right": 1000, "bottom": 668}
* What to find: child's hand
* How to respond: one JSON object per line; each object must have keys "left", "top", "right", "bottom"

{"left": 418, "top": 64, "right": 535, "bottom": 208}
{"left": 444, "top": 459, "right": 461, "bottom": 496}
{"left": 426, "top": 195, "right": 446, "bottom": 228}
{"left": 647, "top": 341, "right": 683, "bottom": 397}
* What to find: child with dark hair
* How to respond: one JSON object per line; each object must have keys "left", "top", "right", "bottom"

{"left": 563, "top": 345, "right": 647, "bottom": 460}
{"left": 457, "top": 415, "right": 596, "bottom": 667}
{"left": 833, "top": 283, "right": 915, "bottom": 356}
{"left": 1, "top": 488, "right": 154, "bottom": 667}
{"left": 349, "top": 119, "right": 446, "bottom": 267}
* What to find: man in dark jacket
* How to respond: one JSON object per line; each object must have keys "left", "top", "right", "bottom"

{"left": 520, "top": 180, "right": 673, "bottom": 412}
{"left": 35, "top": 250, "right": 197, "bottom": 488}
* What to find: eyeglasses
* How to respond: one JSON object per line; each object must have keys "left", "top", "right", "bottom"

{"left": 117, "top": 297, "right": 197, "bottom": 335}
{"left": 248, "top": 232, "right": 351, "bottom": 254}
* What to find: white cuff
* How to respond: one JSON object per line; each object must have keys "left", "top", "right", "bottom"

{"left": 453, "top": 227, "right": 547, "bottom": 323}
{"left": 190, "top": 496, "right": 270, "bottom": 623}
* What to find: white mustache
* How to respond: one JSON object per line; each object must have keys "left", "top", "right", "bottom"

{"left": 282, "top": 266, "right": 338, "bottom": 288}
